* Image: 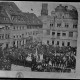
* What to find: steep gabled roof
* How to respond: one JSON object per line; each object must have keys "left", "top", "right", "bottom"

{"left": 0, "top": 2, "right": 21, "bottom": 13}
{"left": 0, "top": 2, "right": 25, "bottom": 24}
{"left": 23, "top": 12, "right": 43, "bottom": 25}
{"left": 0, "top": 2, "right": 43, "bottom": 25}
{"left": 0, "top": 5, "right": 11, "bottom": 24}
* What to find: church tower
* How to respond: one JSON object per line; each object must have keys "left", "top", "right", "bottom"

{"left": 41, "top": 3, "right": 48, "bottom": 16}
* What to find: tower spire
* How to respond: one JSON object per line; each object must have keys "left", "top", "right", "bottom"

{"left": 41, "top": 3, "right": 48, "bottom": 16}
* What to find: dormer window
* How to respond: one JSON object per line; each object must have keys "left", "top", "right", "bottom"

{"left": 4, "top": 17, "right": 8, "bottom": 21}
{"left": 50, "top": 24, "right": 53, "bottom": 27}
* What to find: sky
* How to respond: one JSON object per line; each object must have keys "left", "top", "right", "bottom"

{"left": 0, "top": 1, "right": 80, "bottom": 17}
{"left": 10, "top": 1, "right": 80, "bottom": 17}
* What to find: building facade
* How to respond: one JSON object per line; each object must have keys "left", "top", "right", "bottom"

{"left": 0, "top": 5, "right": 12, "bottom": 48}
{"left": 38, "top": 3, "right": 53, "bottom": 45}
{"left": 51, "top": 4, "right": 78, "bottom": 47}
{"left": 0, "top": 2, "right": 43, "bottom": 48}
{"left": 39, "top": 3, "right": 78, "bottom": 47}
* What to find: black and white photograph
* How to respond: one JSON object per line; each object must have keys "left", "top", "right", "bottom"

{"left": 0, "top": 1, "right": 80, "bottom": 78}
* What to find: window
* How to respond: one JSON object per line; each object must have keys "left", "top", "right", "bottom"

{"left": 6, "top": 43, "right": 9, "bottom": 48}
{"left": 73, "top": 24, "right": 77, "bottom": 28}
{"left": 57, "top": 33, "right": 60, "bottom": 36}
{"left": 7, "top": 34, "right": 10, "bottom": 39}
{"left": 47, "top": 40, "right": 49, "bottom": 44}
{"left": 50, "top": 24, "right": 53, "bottom": 26}
{"left": 33, "top": 31, "right": 35, "bottom": 35}
{"left": 13, "top": 41, "right": 15, "bottom": 47}
{"left": 52, "top": 32, "right": 55, "bottom": 36}
{"left": 17, "top": 41, "right": 18, "bottom": 47}
{"left": 46, "top": 29, "right": 50, "bottom": 35}
{"left": 65, "top": 23, "right": 69, "bottom": 28}
{"left": 17, "top": 26, "right": 18, "bottom": 30}
{"left": 57, "top": 41, "right": 59, "bottom": 45}
{"left": 62, "top": 41, "right": 65, "bottom": 46}
{"left": 52, "top": 40, "right": 54, "bottom": 45}
{"left": 17, "top": 35, "right": 18, "bottom": 38}
{"left": 23, "top": 40, "right": 24, "bottom": 45}
{"left": 0, "top": 35, "right": 1, "bottom": 39}
{"left": 5, "top": 34, "right": 7, "bottom": 39}
{"left": 63, "top": 16, "right": 64, "bottom": 18}
{"left": 69, "top": 32, "right": 73, "bottom": 37}
{"left": 4, "top": 17, "right": 6, "bottom": 20}
{"left": 13, "top": 26, "right": 15, "bottom": 30}
{"left": 50, "top": 24, "right": 51, "bottom": 26}
{"left": 23, "top": 26, "right": 24, "bottom": 29}
{"left": 20, "top": 41, "right": 21, "bottom": 45}
{"left": 29, "top": 26, "right": 32, "bottom": 29}
{"left": 67, "top": 42, "right": 70, "bottom": 46}
{"left": 20, "top": 26, "right": 21, "bottom": 30}
{"left": 14, "top": 36, "right": 15, "bottom": 38}
{"left": 28, "top": 32, "right": 32, "bottom": 35}
{"left": 57, "top": 23, "right": 61, "bottom": 27}
{"left": 5, "top": 26, "right": 8, "bottom": 30}
{"left": 27, "top": 26, "right": 29, "bottom": 29}
{"left": 2, "top": 34, "right": 4, "bottom": 39}
{"left": 36, "top": 31, "right": 38, "bottom": 35}
{"left": 20, "top": 35, "right": 21, "bottom": 38}
{"left": 8, "top": 27, "right": 10, "bottom": 29}
{"left": 22, "top": 34, "right": 24, "bottom": 37}
{"left": 62, "top": 33, "right": 66, "bottom": 36}
{"left": 26, "top": 32, "right": 27, "bottom": 35}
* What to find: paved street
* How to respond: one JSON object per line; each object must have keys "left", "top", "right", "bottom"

{"left": 11, "top": 64, "right": 31, "bottom": 71}
{"left": 10, "top": 64, "right": 78, "bottom": 78}
{"left": 0, "top": 70, "right": 79, "bottom": 78}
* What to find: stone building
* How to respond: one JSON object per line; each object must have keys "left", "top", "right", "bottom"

{"left": 0, "top": 5, "right": 11, "bottom": 48}
{"left": 39, "top": 3, "right": 78, "bottom": 47}
{"left": 38, "top": 3, "right": 53, "bottom": 45}
{"left": 0, "top": 2, "right": 43, "bottom": 48}
{"left": 51, "top": 4, "right": 78, "bottom": 47}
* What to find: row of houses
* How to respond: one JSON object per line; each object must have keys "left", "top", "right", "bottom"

{"left": 0, "top": 2, "right": 43, "bottom": 48}
{"left": 0, "top": 2, "right": 78, "bottom": 48}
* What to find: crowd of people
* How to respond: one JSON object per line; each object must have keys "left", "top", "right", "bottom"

{"left": 31, "top": 43, "right": 76, "bottom": 72}
{"left": 0, "top": 40, "right": 77, "bottom": 73}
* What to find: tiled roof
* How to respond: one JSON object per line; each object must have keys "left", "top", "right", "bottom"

{"left": 0, "top": 5, "right": 11, "bottom": 24}
{"left": 0, "top": 2, "right": 43, "bottom": 25}
{"left": 23, "top": 13, "right": 43, "bottom": 25}
{"left": 9, "top": 12, "right": 27, "bottom": 24}
{"left": 38, "top": 15, "right": 51, "bottom": 23}
{"left": 0, "top": 2, "right": 21, "bottom": 12}
{"left": 0, "top": 2, "right": 25, "bottom": 24}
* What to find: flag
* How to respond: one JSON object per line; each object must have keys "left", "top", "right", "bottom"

{"left": 31, "top": 8, "right": 33, "bottom": 11}
{"left": 35, "top": 47, "right": 38, "bottom": 56}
